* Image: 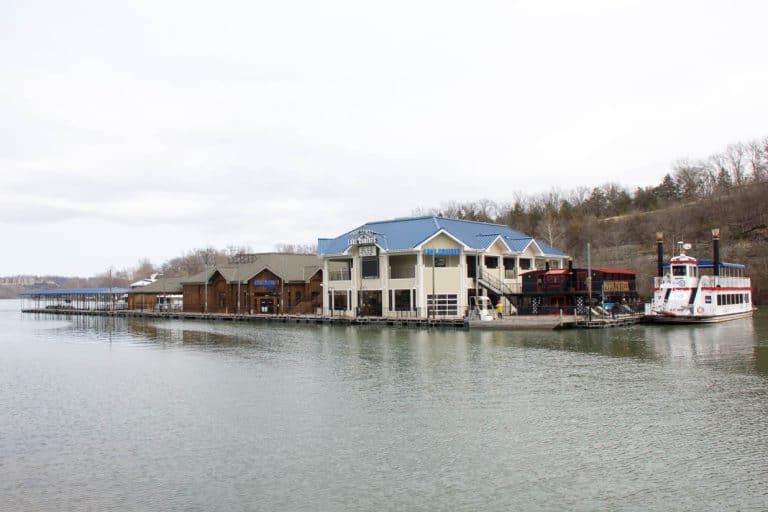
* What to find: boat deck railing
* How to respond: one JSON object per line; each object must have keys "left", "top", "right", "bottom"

{"left": 654, "top": 275, "right": 751, "bottom": 288}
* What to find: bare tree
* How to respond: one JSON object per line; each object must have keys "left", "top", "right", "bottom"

{"left": 672, "top": 159, "right": 707, "bottom": 199}
{"left": 131, "top": 258, "right": 156, "bottom": 280}
{"left": 746, "top": 139, "right": 768, "bottom": 182}
{"left": 275, "top": 243, "right": 317, "bottom": 254}
{"left": 725, "top": 142, "right": 747, "bottom": 186}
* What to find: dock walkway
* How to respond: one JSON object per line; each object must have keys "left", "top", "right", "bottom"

{"left": 21, "top": 309, "right": 644, "bottom": 330}
{"left": 469, "top": 315, "right": 575, "bottom": 330}
{"left": 20, "top": 308, "right": 468, "bottom": 329}
{"left": 569, "top": 313, "right": 644, "bottom": 329}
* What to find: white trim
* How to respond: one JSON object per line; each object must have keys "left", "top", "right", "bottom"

{"left": 415, "top": 229, "right": 471, "bottom": 251}
{"left": 342, "top": 241, "right": 387, "bottom": 256}
{"left": 484, "top": 234, "right": 513, "bottom": 253}
{"left": 522, "top": 239, "right": 544, "bottom": 256}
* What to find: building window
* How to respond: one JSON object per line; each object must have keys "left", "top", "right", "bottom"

{"left": 466, "top": 256, "right": 477, "bottom": 277}
{"left": 394, "top": 289, "right": 412, "bottom": 311}
{"left": 361, "top": 257, "right": 379, "bottom": 278}
{"left": 484, "top": 256, "right": 499, "bottom": 269}
{"left": 427, "top": 294, "right": 458, "bottom": 316}
{"left": 332, "top": 290, "right": 348, "bottom": 310}
{"left": 519, "top": 258, "right": 531, "bottom": 270}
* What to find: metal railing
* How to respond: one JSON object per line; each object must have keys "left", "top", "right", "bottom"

{"left": 389, "top": 267, "right": 416, "bottom": 279}
{"left": 328, "top": 270, "right": 351, "bottom": 281}
{"left": 653, "top": 275, "right": 751, "bottom": 288}
{"left": 478, "top": 268, "right": 519, "bottom": 295}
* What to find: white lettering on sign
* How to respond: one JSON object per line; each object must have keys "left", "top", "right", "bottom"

{"left": 347, "top": 229, "right": 378, "bottom": 246}
{"left": 359, "top": 245, "right": 377, "bottom": 257}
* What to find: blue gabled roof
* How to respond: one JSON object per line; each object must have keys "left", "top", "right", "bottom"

{"left": 318, "top": 216, "right": 568, "bottom": 257}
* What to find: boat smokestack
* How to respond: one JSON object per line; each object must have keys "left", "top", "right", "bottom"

{"left": 712, "top": 228, "right": 720, "bottom": 277}
{"left": 656, "top": 232, "right": 664, "bottom": 277}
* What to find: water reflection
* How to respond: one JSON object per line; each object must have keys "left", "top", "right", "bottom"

{"left": 15, "top": 307, "right": 768, "bottom": 380}
{"left": 4, "top": 301, "right": 768, "bottom": 511}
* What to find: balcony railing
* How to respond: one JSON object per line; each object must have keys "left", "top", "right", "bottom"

{"left": 653, "top": 275, "right": 751, "bottom": 288}
{"left": 504, "top": 270, "right": 516, "bottom": 280}
{"left": 329, "top": 269, "right": 351, "bottom": 281}
{"left": 390, "top": 267, "right": 416, "bottom": 279}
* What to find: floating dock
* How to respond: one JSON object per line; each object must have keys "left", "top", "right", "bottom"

{"left": 469, "top": 315, "right": 576, "bottom": 330}
{"left": 568, "top": 313, "right": 644, "bottom": 329}
{"left": 20, "top": 308, "right": 468, "bottom": 329}
{"left": 21, "top": 308, "right": 645, "bottom": 330}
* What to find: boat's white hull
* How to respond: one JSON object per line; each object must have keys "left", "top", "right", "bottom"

{"left": 645, "top": 308, "right": 755, "bottom": 324}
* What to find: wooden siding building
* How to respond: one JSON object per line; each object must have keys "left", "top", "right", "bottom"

{"left": 181, "top": 253, "right": 323, "bottom": 315}
{"left": 126, "top": 277, "right": 185, "bottom": 311}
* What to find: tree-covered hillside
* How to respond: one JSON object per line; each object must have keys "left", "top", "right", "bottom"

{"left": 419, "top": 136, "right": 768, "bottom": 303}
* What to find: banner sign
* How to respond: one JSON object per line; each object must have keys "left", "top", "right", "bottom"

{"left": 253, "top": 280, "right": 278, "bottom": 287}
{"left": 423, "top": 248, "right": 460, "bottom": 256}
{"left": 602, "top": 280, "right": 630, "bottom": 292}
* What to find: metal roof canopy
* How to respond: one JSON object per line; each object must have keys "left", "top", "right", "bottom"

{"left": 22, "top": 287, "right": 129, "bottom": 296}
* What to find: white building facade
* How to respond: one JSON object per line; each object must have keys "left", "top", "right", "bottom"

{"left": 318, "top": 216, "right": 569, "bottom": 318}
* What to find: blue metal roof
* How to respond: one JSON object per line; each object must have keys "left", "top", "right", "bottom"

{"left": 23, "top": 287, "right": 130, "bottom": 296}
{"left": 318, "top": 216, "right": 568, "bottom": 257}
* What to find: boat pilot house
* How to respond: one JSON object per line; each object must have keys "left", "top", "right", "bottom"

{"left": 318, "top": 215, "right": 569, "bottom": 319}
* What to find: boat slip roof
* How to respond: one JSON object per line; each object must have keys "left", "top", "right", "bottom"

{"left": 23, "top": 287, "right": 130, "bottom": 296}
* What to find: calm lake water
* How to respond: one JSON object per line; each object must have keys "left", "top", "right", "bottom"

{"left": 2, "top": 299, "right": 768, "bottom": 511}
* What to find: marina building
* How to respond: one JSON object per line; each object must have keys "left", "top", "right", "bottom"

{"left": 318, "top": 216, "right": 569, "bottom": 318}
{"left": 127, "top": 276, "right": 185, "bottom": 311}
{"left": 180, "top": 253, "right": 323, "bottom": 315}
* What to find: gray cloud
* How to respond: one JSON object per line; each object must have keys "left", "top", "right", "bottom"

{"left": 2, "top": 0, "right": 768, "bottom": 275}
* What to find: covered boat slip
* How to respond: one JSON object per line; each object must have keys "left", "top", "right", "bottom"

{"left": 21, "top": 288, "right": 129, "bottom": 311}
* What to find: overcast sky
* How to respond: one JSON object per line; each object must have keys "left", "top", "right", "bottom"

{"left": 2, "top": 0, "right": 767, "bottom": 276}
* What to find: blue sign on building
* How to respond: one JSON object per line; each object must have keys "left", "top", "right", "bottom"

{"left": 423, "top": 248, "right": 460, "bottom": 256}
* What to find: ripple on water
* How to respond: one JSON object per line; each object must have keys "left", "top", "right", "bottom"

{"left": 1, "top": 303, "right": 768, "bottom": 511}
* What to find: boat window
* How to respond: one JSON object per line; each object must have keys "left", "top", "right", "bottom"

{"left": 672, "top": 266, "right": 687, "bottom": 276}
{"left": 690, "top": 266, "right": 697, "bottom": 277}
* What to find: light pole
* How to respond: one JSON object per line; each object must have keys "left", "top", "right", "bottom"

{"left": 202, "top": 252, "right": 213, "bottom": 314}
{"left": 431, "top": 251, "right": 436, "bottom": 320}
{"left": 586, "top": 242, "right": 592, "bottom": 321}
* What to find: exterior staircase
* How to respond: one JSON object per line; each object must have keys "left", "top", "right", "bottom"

{"left": 477, "top": 268, "right": 518, "bottom": 299}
